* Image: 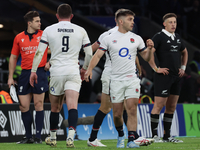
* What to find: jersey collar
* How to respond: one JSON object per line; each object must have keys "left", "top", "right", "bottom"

{"left": 24, "top": 29, "right": 38, "bottom": 35}
{"left": 162, "top": 29, "right": 175, "bottom": 38}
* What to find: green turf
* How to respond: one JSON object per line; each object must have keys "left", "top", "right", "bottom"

{"left": 0, "top": 137, "right": 200, "bottom": 150}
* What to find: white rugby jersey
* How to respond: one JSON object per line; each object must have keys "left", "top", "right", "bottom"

{"left": 97, "top": 26, "right": 118, "bottom": 75}
{"left": 40, "top": 21, "right": 91, "bottom": 76}
{"left": 100, "top": 31, "right": 145, "bottom": 80}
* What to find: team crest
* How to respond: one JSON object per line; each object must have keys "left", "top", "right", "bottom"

{"left": 136, "top": 88, "right": 139, "bottom": 93}
{"left": 130, "top": 38, "right": 135, "bottom": 43}
{"left": 113, "top": 40, "right": 117, "bottom": 43}
{"left": 112, "top": 97, "right": 115, "bottom": 100}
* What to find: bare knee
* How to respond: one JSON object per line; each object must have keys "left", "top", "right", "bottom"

{"left": 99, "top": 105, "right": 111, "bottom": 114}
{"left": 19, "top": 105, "right": 29, "bottom": 112}
{"left": 166, "top": 104, "right": 176, "bottom": 113}
{"left": 34, "top": 100, "right": 43, "bottom": 111}
{"left": 51, "top": 104, "right": 62, "bottom": 112}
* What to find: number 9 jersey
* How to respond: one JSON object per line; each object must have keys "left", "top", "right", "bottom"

{"left": 40, "top": 21, "right": 91, "bottom": 76}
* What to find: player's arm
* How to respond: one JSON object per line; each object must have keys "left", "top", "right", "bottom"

{"left": 80, "top": 45, "right": 93, "bottom": 80}
{"left": 30, "top": 41, "right": 48, "bottom": 87}
{"left": 148, "top": 48, "right": 169, "bottom": 75}
{"left": 179, "top": 48, "right": 188, "bottom": 77}
{"left": 139, "top": 39, "right": 154, "bottom": 62}
{"left": 84, "top": 49, "right": 105, "bottom": 82}
{"left": 8, "top": 54, "right": 18, "bottom": 88}
{"left": 92, "top": 41, "right": 100, "bottom": 53}
{"left": 135, "top": 56, "right": 142, "bottom": 76}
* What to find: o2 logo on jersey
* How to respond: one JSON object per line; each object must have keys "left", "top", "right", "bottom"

{"left": 119, "top": 47, "right": 131, "bottom": 59}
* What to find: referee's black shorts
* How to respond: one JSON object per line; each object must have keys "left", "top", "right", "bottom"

{"left": 154, "top": 73, "right": 181, "bottom": 97}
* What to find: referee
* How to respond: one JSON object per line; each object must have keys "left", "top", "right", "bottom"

{"left": 148, "top": 13, "right": 188, "bottom": 143}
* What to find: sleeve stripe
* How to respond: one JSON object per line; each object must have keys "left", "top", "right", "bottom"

{"left": 99, "top": 47, "right": 107, "bottom": 51}
{"left": 40, "top": 39, "right": 48, "bottom": 45}
{"left": 97, "top": 40, "right": 100, "bottom": 45}
{"left": 83, "top": 43, "right": 91, "bottom": 48}
{"left": 137, "top": 47, "right": 146, "bottom": 52}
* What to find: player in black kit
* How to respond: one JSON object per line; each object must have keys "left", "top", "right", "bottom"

{"left": 148, "top": 13, "right": 188, "bottom": 143}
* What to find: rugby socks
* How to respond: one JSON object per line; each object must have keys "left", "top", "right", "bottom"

{"left": 50, "top": 112, "right": 59, "bottom": 130}
{"left": 116, "top": 125, "right": 124, "bottom": 137}
{"left": 128, "top": 131, "right": 138, "bottom": 142}
{"left": 163, "top": 113, "right": 173, "bottom": 139}
{"left": 123, "top": 110, "right": 128, "bottom": 126}
{"left": 21, "top": 110, "right": 33, "bottom": 139}
{"left": 50, "top": 112, "right": 59, "bottom": 140}
{"left": 35, "top": 110, "right": 44, "bottom": 139}
{"left": 68, "top": 109, "right": 78, "bottom": 130}
{"left": 151, "top": 114, "right": 159, "bottom": 137}
{"left": 89, "top": 110, "right": 106, "bottom": 141}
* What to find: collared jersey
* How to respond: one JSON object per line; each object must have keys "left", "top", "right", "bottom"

{"left": 100, "top": 31, "right": 145, "bottom": 80}
{"left": 152, "top": 30, "right": 185, "bottom": 76}
{"left": 97, "top": 26, "right": 118, "bottom": 75}
{"left": 11, "top": 30, "right": 48, "bottom": 70}
{"left": 40, "top": 21, "right": 91, "bottom": 76}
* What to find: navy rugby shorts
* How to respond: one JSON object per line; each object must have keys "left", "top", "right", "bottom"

{"left": 18, "top": 67, "right": 48, "bottom": 95}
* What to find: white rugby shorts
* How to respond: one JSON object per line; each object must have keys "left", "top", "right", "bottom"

{"left": 110, "top": 78, "right": 140, "bottom": 103}
{"left": 101, "top": 73, "right": 110, "bottom": 95}
{"left": 49, "top": 75, "right": 81, "bottom": 95}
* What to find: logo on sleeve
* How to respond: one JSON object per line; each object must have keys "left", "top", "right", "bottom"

{"left": 167, "top": 40, "right": 171, "bottom": 43}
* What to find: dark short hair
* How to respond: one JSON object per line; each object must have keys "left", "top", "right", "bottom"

{"left": 115, "top": 9, "right": 135, "bottom": 20}
{"left": 57, "top": 4, "right": 72, "bottom": 19}
{"left": 24, "top": 11, "right": 40, "bottom": 23}
{"left": 163, "top": 13, "right": 177, "bottom": 22}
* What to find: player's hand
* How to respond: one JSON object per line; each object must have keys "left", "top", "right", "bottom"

{"left": 7, "top": 78, "right": 15, "bottom": 88}
{"left": 80, "top": 68, "right": 87, "bottom": 81}
{"left": 84, "top": 69, "right": 92, "bottom": 82}
{"left": 29, "top": 72, "right": 38, "bottom": 87}
{"left": 178, "top": 69, "right": 185, "bottom": 77}
{"left": 44, "top": 62, "right": 50, "bottom": 71}
{"left": 156, "top": 67, "right": 169, "bottom": 75}
{"left": 146, "top": 39, "right": 154, "bottom": 49}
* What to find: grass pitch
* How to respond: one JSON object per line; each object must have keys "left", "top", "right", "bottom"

{"left": 0, "top": 137, "right": 200, "bottom": 150}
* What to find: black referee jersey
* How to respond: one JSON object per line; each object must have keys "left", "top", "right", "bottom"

{"left": 152, "top": 31, "right": 185, "bottom": 76}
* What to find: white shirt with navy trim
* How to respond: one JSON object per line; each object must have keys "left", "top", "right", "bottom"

{"left": 97, "top": 26, "right": 118, "bottom": 75}
{"left": 41, "top": 21, "right": 91, "bottom": 76}
{"left": 100, "top": 31, "right": 145, "bottom": 80}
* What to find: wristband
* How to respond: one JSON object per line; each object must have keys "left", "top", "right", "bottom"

{"left": 153, "top": 67, "right": 158, "bottom": 72}
{"left": 180, "top": 65, "right": 186, "bottom": 71}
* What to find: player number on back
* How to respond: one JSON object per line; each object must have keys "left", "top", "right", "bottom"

{"left": 119, "top": 47, "right": 131, "bottom": 59}
{"left": 62, "top": 36, "right": 69, "bottom": 52}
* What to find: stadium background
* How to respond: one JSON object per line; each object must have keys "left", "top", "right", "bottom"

{"left": 0, "top": 0, "right": 200, "bottom": 142}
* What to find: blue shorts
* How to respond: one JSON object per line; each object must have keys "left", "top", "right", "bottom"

{"left": 18, "top": 67, "right": 48, "bottom": 95}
